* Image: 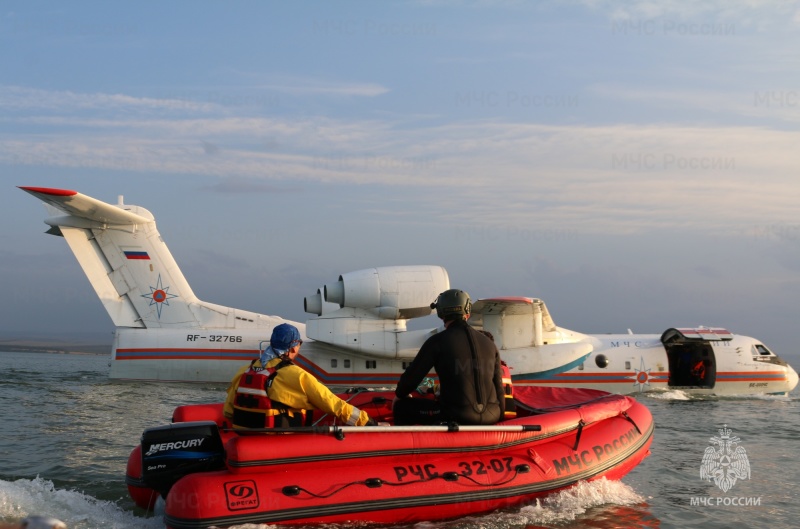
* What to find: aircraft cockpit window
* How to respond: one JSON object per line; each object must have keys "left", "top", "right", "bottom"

{"left": 753, "top": 344, "right": 773, "bottom": 356}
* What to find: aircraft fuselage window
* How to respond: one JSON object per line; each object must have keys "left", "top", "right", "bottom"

{"left": 344, "top": 359, "right": 351, "bottom": 368}
{"left": 331, "top": 359, "right": 338, "bottom": 368}
{"left": 754, "top": 345, "right": 772, "bottom": 356}
{"left": 625, "top": 361, "right": 631, "bottom": 370}
{"left": 366, "top": 360, "right": 377, "bottom": 369}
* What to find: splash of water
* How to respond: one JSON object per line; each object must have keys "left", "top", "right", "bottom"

{"left": 215, "top": 479, "right": 647, "bottom": 529}
{"left": 0, "top": 477, "right": 162, "bottom": 529}
{"left": 646, "top": 389, "right": 691, "bottom": 401}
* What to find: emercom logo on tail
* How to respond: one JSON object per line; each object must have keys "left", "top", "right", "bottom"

{"left": 21, "top": 186, "right": 217, "bottom": 329}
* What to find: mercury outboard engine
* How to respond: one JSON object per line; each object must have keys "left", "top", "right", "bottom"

{"left": 140, "top": 421, "right": 225, "bottom": 497}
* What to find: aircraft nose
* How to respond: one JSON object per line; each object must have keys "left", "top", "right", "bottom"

{"left": 787, "top": 364, "right": 799, "bottom": 393}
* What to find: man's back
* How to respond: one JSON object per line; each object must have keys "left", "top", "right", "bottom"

{"left": 397, "top": 319, "right": 504, "bottom": 425}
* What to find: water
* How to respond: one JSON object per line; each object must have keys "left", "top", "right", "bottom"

{"left": 1, "top": 351, "right": 798, "bottom": 529}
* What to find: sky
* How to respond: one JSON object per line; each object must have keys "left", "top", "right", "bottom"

{"left": 2, "top": 1, "right": 800, "bottom": 359}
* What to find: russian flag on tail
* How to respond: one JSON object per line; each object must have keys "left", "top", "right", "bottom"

{"left": 124, "top": 250, "right": 150, "bottom": 260}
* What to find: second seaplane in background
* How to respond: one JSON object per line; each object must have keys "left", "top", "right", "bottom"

{"left": 21, "top": 186, "right": 799, "bottom": 396}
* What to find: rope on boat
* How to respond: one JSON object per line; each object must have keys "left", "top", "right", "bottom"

{"left": 621, "top": 411, "right": 642, "bottom": 435}
{"left": 572, "top": 419, "right": 586, "bottom": 451}
{"left": 281, "top": 464, "right": 533, "bottom": 498}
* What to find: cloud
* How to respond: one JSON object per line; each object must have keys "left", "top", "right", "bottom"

{"left": 584, "top": 0, "right": 800, "bottom": 23}
{"left": 3, "top": 86, "right": 800, "bottom": 236}
{"left": 258, "top": 80, "right": 390, "bottom": 97}
{"left": 589, "top": 84, "right": 800, "bottom": 125}
{"left": 223, "top": 72, "right": 391, "bottom": 97}
{"left": 0, "top": 85, "right": 217, "bottom": 113}
{"left": 203, "top": 177, "right": 302, "bottom": 194}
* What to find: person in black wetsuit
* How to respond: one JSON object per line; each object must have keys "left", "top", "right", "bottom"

{"left": 393, "top": 289, "right": 505, "bottom": 425}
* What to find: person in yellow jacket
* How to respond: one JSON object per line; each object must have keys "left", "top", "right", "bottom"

{"left": 224, "top": 323, "right": 375, "bottom": 428}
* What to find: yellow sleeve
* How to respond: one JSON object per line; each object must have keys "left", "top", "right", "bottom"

{"left": 295, "top": 369, "right": 371, "bottom": 426}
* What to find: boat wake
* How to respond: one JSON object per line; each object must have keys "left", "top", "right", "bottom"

{"left": 643, "top": 389, "right": 798, "bottom": 402}
{"left": 530, "top": 478, "right": 640, "bottom": 512}
{"left": 1, "top": 476, "right": 647, "bottom": 529}
{"left": 224, "top": 479, "right": 647, "bottom": 529}
{"left": 0, "top": 477, "right": 162, "bottom": 529}
{"left": 503, "top": 478, "right": 647, "bottom": 527}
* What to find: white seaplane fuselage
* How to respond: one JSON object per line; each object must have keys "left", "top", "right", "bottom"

{"left": 111, "top": 326, "right": 798, "bottom": 397}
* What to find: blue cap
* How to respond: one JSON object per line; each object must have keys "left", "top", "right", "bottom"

{"left": 270, "top": 323, "right": 302, "bottom": 354}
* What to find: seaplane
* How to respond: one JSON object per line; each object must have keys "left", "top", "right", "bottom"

{"left": 20, "top": 186, "right": 799, "bottom": 396}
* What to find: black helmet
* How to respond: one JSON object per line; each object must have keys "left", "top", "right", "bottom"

{"left": 431, "top": 289, "right": 471, "bottom": 320}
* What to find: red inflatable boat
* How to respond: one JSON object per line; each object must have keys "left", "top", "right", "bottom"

{"left": 126, "top": 386, "right": 653, "bottom": 527}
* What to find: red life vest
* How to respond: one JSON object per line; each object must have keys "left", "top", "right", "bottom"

{"left": 232, "top": 360, "right": 305, "bottom": 429}
{"left": 691, "top": 360, "right": 706, "bottom": 380}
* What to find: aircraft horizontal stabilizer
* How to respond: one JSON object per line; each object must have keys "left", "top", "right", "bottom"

{"left": 19, "top": 187, "right": 153, "bottom": 226}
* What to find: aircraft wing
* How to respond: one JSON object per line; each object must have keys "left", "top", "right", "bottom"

{"left": 19, "top": 186, "right": 152, "bottom": 226}
{"left": 468, "top": 296, "right": 565, "bottom": 352}
{"left": 661, "top": 327, "right": 733, "bottom": 343}
{"left": 471, "top": 297, "right": 556, "bottom": 330}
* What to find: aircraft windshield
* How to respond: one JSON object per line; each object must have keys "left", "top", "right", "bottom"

{"left": 753, "top": 344, "right": 773, "bottom": 356}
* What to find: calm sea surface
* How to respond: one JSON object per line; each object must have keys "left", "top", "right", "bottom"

{"left": 1, "top": 351, "right": 798, "bottom": 529}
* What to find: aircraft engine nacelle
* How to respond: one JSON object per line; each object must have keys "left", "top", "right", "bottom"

{"left": 304, "top": 289, "right": 323, "bottom": 316}
{"left": 306, "top": 265, "right": 450, "bottom": 320}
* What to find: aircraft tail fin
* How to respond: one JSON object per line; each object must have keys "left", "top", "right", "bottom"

{"left": 20, "top": 186, "right": 240, "bottom": 329}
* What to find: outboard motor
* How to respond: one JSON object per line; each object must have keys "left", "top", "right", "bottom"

{"left": 141, "top": 421, "right": 225, "bottom": 497}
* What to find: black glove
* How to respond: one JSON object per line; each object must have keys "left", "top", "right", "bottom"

{"left": 365, "top": 418, "right": 378, "bottom": 426}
